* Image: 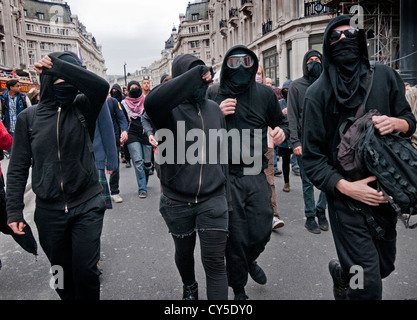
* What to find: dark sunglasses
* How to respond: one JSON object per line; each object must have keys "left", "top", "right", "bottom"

{"left": 329, "top": 28, "right": 360, "bottom": 43}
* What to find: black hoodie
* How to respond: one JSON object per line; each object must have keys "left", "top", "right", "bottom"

{"left": 302, "top": 15, "right": 416, "bottom": 196}
{"left": 287, "top": 49, "right": 322, "bottom": 149}
{"left": 207, "top": 45, "right": 289, "bottom": 175}
{"left": 144, "top": 54, "right": 230, "bottom": 205}
{"left": 6, "top": 52, "right": 109, "bottom": 223}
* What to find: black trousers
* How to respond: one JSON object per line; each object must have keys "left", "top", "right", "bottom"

{"left": 226, "top": 173, "right": 273, "bottom": 291}
{"left": 327, "top": 195, "right": 397, "bottom": 300}
{"left": 34, "top": 194, "right": 106, "bottom": 300}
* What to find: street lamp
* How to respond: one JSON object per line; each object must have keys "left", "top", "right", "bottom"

{"left": 124, "top": 62, "right": 127, "bottom": 87}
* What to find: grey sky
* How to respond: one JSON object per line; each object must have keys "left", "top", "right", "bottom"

{"left": 66, "top": 0, "right": 191, "bottom": 75}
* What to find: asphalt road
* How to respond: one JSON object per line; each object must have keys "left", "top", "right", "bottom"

{"left": 1, "top": 158, "right": 417, "bottom": 301}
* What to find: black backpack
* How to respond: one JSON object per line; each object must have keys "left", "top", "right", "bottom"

{"left": 337, "top": 63, "right": 417, "bottom": 230}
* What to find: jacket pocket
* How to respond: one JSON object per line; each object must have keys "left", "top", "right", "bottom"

{"left": 32, "top": 162, "right": 62, "bottom": 200}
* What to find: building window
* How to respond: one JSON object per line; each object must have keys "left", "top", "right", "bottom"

{"left": 263, "top": 47, "right": 278, "bottom": 86}
{"left": 192, "top": 13, "right": 199, "bottom": 21}
{"left": 287, "top": 41, "right": 293, "bottom": 81}
{"left": 37, "top": 12, "right": 45, "bottom": 20}
{"left": 309, "top": 34, "right": 323, "bottom": 54}
{"left": 190, "top": 40, "right": 200, "bottom": 49}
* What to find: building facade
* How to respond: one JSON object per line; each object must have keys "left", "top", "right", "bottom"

{"left": 150, "top": 0, "right": 405, "bottom": 88}
{"left": 0, "top": 0, "right": 106, "bottom": 85}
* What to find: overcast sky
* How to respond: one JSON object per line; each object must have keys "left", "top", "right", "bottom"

{"left": 66, "top": 0, "right": 192, "bottom": 75}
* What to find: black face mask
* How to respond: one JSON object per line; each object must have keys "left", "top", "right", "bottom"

{"left": 330, "top": 38, "right": 361, "bottom": 67}
{"left": 281, "top": 90, "right": 288, "bottom": 100}
{"left": 129, "top": 88, "right": 142, "bottom": 99}
{"left": 54, "top": 82, "right": 78, "bottom": 106}
{"left": 111, "top": 90, "right": 123, "bottom": 101}
{"left": 307, "top": 61, "right": 322, "bottom": 84}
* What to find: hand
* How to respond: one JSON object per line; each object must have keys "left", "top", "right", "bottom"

{"left": 202, "top": 71, "right": 212, "bottom": 82}
{"left": 271, "top": 126, "right": 285, "bottom": 145}
{"left": 8, "top": 222, "right": 26, "bottom": 235}
{"left": 34, "top": 55, "right": 53, "bottom": 74}
{"left": 293, "top": 146, "right": 302, "bottom": 156}
{"left": 107, "top": 170, "right": 113, "bottom": 175}
{"left": 336, "top": 176, "right": 388, "bottom": 206}
{"left": 149, "top": 135, "right": 158, "bottom": 148}
{"left": 282, "top": 108, "right": 288, "bottom": 116}
{"left": 219, "top": 98, "right": 237, "bottom": 116}
{"left": 120, "top": 131, "right": 128, "bottom": 145}
{"left": 372, "top": 115, "right": 409, "bottom": 135}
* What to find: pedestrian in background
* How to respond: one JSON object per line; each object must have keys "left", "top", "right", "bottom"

{"left": 122, "top": 81, "right": 152, "bottom": 198}
{"left": 287, "top": 49, "right": 328, "bottom": 234}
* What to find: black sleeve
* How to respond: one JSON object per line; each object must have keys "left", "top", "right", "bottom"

{"left": 43, "top": 55, "right": 110, "bottom": 128}
{"left": 6, "top": 110, "right": 32, "bottom": 224}
{"left": 266, "top": 90, "right": 289, "bottom": 140}
{"left": 144, "top": 65, "right": 210, "bottom": 129}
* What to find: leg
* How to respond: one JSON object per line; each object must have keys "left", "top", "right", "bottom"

{"left": 127, "top": 142, "right": 147, "bottom": 195}
{"left": 71, "top": 194, "right": 106, "bottom": 300}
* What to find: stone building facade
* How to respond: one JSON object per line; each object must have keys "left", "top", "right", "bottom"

{"left": 0, "top": 0, "right": 106, "bottom": 81}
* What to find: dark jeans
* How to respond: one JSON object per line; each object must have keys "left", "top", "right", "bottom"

{"left": 327, "top": 195, "right": 397, "bottom": 299}
{"left": 109, "top": 144, "right": 121, "bottom": 195}
{"left": 296, "top": 154, "right": 327, "bottom": 218}
{"left": 159, "top": 193, "right": 229, "bottom": 300}
{"left": 34, "top": 194, "right": 106, "bottom": 300}
{"left": 226, "top": 173, "right": 273, "bottom": 291}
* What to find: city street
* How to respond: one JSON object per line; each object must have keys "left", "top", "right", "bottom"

{"left": 1, "top": 157, "right": 417, "bottom": 301}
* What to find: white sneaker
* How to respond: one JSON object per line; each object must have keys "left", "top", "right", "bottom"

{"left": 111, "top": 194, "right": 123, "bottom": 203}
{"left": 272, "top": 217, "right": 285, "bottom": 229}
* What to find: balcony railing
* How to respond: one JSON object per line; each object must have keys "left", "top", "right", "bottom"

{"left": 262, "top": 20, "right": 272, "bottom": 35}
{"left": 229, "top": 8, "right": 238, "bottom": 19}
{"left": 219, "top": 19, "right": 227, "bottom": 30}
{"left": 241, "top": 0, "right": 252, "bottom": 5}
{"left": 304, "top": 0, "right": 333, "bottom": 17}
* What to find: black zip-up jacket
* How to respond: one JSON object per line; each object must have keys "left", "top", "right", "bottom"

{"left": 207, "top": 45, "right": 289, "bottom": 175}
{"left": 144, "top": 54, "right": 231, "bottom": 205}
{"left": 302, "top": 15, "right": 416, "bottom": 196}
{"left": 6, "top": 52, "right": 109, "bottom": 224}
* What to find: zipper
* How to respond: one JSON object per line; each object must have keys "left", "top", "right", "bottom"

{"left": 57, "top": 106, "right": 68, "bottom": 213}
{"left": 195, "top": 107, "right": 205, "bottom": 203}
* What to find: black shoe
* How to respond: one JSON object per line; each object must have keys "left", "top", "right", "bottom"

{"left": 248, "top": 261, "right": 267, "bottom": 285}
{"left": 317, "top": 211, "right": 329, "bottom": 231}
{"left": 274, "top": 168, "right": 282, "bottom": 176}
{"left": 233, "top": 288, "right": 249, "bottom": 300}
{"left": 305, "top": 217, "right": 321, "bottom": 234}
{"left": 182, "top": 281, "right": 198, "bottom": 300}
{"left": 328, "top": 259, "right": 349, "bottom": 300}
{"left": 125, "top": 162, "right": 131, "bottom": 168}
{"left": 292, "top": 168, "right": 300, "bottom": 176}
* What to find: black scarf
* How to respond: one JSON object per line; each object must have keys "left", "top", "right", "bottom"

{"left": 328, "top": 38, "right": 369, "bottom": 108}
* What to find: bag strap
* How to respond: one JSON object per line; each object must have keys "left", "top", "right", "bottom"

{"left": 355, "top": 61, "right": 376, "bottom": 119}
{"left": 338, "top": 62, "right": 376, "bottom": 139}
{"left": 73, "top": 107, "right": 94, "bottom": 153}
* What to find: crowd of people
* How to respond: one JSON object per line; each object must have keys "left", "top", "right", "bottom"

{"left": 0, "top": 15, "right": 416, "bottom": 301}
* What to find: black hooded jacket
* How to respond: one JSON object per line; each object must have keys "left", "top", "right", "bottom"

{"left": 302, "top": 15, "right": 416, "bottom": 196}
{"left": 287, "top": 49, "right": 322, "bottom": 149}
{"left": 207, "top": 45, "right": 289, "bottom": 175}
{"left": 6, "top": 52, "right": 109, "bottom": 223}
{"left": 144, "top": 54, "right": 230, "bottom": 204}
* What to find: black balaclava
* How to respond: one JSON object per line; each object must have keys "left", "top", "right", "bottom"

{"left": 303, "top": 50, "right": 323, "bottom": 85}
{"left": 323, "top": 15, "right": 370, "bottom": 109}
{"left": 127, "top": 80, "right": 142, "bottom": 98}
{"left": 223, "top": 48, "right": 256, "bottom": 96}
{"left": 111, "top": 84, "right": 123, "bottom": 102}
{"left": 53, "top": 52, "right": 82, "bottom": 106}
{"left": 171, "top": 54, "right": 211, "bottom": 104}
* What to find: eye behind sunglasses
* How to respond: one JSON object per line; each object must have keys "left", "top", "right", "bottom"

{"left": 329, "top": 28, "right": 359, "bottom": 43}
{"left": 226, "top": 54, "right": 254, "bottom": 69}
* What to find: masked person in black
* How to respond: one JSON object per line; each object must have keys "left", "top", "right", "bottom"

{"left": 144, "top": 54, "right": 231, "bottom": 300}
{"left": 6, "top": 52, "right": 109, "bottom": 300}
{"left": 302, "top": 15, "right": 416, "bottom": 300}
{"left": 207, "top": 45, "right": 288, "bottom": 300}
{"left": 287, "top": 49, "right": 328, "bottom": 234}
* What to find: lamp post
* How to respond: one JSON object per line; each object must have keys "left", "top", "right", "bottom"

{"left": 124, "top": 62, "right": 127, "bottom": 87}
